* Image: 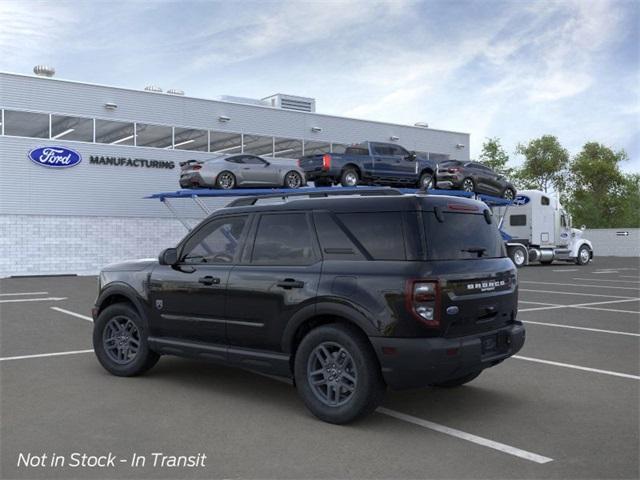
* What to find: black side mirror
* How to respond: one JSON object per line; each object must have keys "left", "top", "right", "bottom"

{"left": 159, "top": 247, "right": 178, "bottom": 266}
{"left": 407, "top": 151, "right": 417, "bottom": 161}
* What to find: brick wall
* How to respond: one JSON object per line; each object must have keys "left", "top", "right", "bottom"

{"left": 0, "top": 215, "right": 192, "bottom": 277}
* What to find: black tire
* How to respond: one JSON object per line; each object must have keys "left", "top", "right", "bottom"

{"left": 340, "top": 168, "right": 359, "bottom": 187}
{"left": 418, "top": 172, "right": 434, "bottom": 190}
{"left": 576, "top": 245, "right": 591, "bottom": 265}
{"left": 507, "top": 245, "right": 527, "bottom": 268}
{"left": 432, "top": 371, "right": 482, "bottom": 388}
{"left": 503, "top": 188, "right": 516, "bottom": 200}
{"left": 93, "top": 303, "right": 159, "bottom": 377}
{"left": 284, "top": 170, "right": 303, "bottom": 189}
{"left": 294, "top": 323, "right": 385, "bottom": 424}
{"left": 461, "top": 177, "right": 475, "bottom": 192}
{"left": 313, "top": 178, "right": 332, "bottom": 187}
{"left": 216, "top": 171, "right": 236, "bottom": 189}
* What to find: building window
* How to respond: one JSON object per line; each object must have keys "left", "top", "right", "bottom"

{"left": 135, "top": 123, "right": 173, "bottom": 148}
{"left": 173, "top": 127, "right": 208, "bottom": 151}
{"left": 51, "top": 114, "right": 93, "bottom": 142}
{"left": 273, "top": 137, "right": 303, "bottom": 159}
{"left": 210, "top": 131, "right": 243, "bottom": 154}
{"left": 3, "top": 110, "right": 49, "bottom": 138}
{"left": 304, "top": 141, "right": 331, "bottom": 155}
{"left": 95, "top": 119, "right": 135, "bottom": 145}
{"left": 243, "top": 134, "right": 274, "bottom": 156}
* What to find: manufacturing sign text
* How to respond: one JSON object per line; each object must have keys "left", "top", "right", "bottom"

{"left": 28, "top": 147, "right": 82, "bottom": 168}
{"left": 90, "top": 156, "right": 175, "bottom": 169}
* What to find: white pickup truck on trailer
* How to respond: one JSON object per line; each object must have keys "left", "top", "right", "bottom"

{"left": 495, "top": 189, "right": 594, "bottom": 267}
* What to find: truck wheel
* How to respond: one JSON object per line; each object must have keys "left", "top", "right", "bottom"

{"left": 93, "top": 303, "right": 159, "bottom": 377}
{"left": 576, "top": 245, "right": 591, "bottom": 265}
{"left": 508, "top": 245, "right": 527, "bottom": 268}
{"left": 340, "top": 168, "right": 359, "bottom": 187}
{"left": 294, "top": 324, "right": 385, "bottom": 424}
{"left": 462, "top": 177, "right": 475, "bottom": 192}
{"left": 432, "top": 371, "right": 481, "bottom": 388}
{"left": 418, "top": 172, "right": 434, "bottom": 190}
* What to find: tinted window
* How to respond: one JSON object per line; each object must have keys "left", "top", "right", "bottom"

{"left": 51, "top": 114, "right": 93, "bottom": 142}
{"left": 252, "top": 213, "right": 315, "bottom": 265}
{"left": 390, "top": 145, "right": 409, "bottom": 157}
{"left": 313, "top": 212, "right": 365, "bottom": 260}
{"left": 225, "top": 156, "right": 244, "bottom": 164}
{"left": 345, "top": 147, "right": 369, "bottom": 156}
{"left": 541, "top": 196, "right": 550, "bottom": 205}
{"left": 423, "top": 212, "right": 505, "bottom": 260}
{"left": 510, "top": 214, "right": 527, "bottom": 226}
{"left": 336, "top": 212, "right": 405, "bottom": 260}
{"left": 182, "top": 216, "right": 247, "bottom": 264}
{"left": 4, "top": 110, "right": 49, "bottom": 138}
{"left": 95, "top": 119, "right": 135, "bottom": 145}
{"left": 242, "top": 155, "right": 267, "bottom": 165}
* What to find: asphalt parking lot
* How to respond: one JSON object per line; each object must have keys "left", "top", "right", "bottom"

{"left": 1, "top": 256, "right": 638, "bottom": 479}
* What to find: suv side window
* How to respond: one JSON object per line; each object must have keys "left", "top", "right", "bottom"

{"left": 336, "top": 212, "right": 406, "bottom": 260}
{"left": 181, "top": 216, "right": 248, "bottom": 264}
{"left": 251, "top": 213, "right": 316, "bottom": 265}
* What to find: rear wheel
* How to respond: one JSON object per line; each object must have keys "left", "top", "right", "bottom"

{"left": 461, "top": 177, "right": 475, "bottom": 192}
{"left": 433, "top": 371, "right": 481, "bottom": 388}
{"left": 576, "top": 245, "right": 591, "bottom": 265}
{"left": 294, "top": 324, "right": 385, "bottom": 424}
{"left": 93, "top": 303, "right": 159, "bottom": 377}
{"left": 284, "top": 171, "right": 303, "bottom": 189}
{"left": 340, "top": 168, "right": 359, "bottom": 187}
{"left": 216, "top": 171, "right": 236, "bottom": 189}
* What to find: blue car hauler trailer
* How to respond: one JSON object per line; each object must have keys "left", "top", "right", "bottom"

{"left": 146, "top": 186, "right": 524, "bottom": 264}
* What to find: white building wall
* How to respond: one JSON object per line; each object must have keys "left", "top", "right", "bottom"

{"left": 584, "top": 228, "right": 640, "bottom": 257}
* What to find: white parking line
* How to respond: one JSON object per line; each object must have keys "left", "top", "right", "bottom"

{"left": 377, "top": 408, "right": 553, "bottom": 464}
{"left": 573, "top": 278, "right": 640, "bottom": 284}
{"left": 0, "top": 349, "right": 94, "bottom": 362}
{"left": 552, "top": 269, "right": 579, "bottom": 272}
{"left": 519, "top": 300, "right": 561, "bottom": 306}
{"left": 520, "top": 289, "right": 635, "bottom": 299}
{"left": 0, "top": 297, "right": 68, "bottom": 304}
{"left": 513, "top": 356, "right": 640, "bottom": 380}
{"left": 521, "top": 281, "right": 639, "bottom": 291}
{"left": 0, "top": 291, "right": 49, "bottom": 296}
{"left": 522, "top": 320, "right": 640, "bottom": 337}
{"left": 621, "top": 275, "right": 640, "bottom": 279}
{"left": 51, "top": 307, "right": 93, "bottom": 322}
{"left": 519, "top": 297, "right": 640, "bottom": 313}
{"left": 593, "top": 271, "right": 620, "bottom": 274}
{"left": 573, "top": 306, "right": 640, "bottom": 315}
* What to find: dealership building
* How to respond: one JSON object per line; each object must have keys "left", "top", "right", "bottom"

{"left": 0, "top": 69, "right": 470, "bottom": 277}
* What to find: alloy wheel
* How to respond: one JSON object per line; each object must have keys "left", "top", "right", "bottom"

{"left": 307, "top": 341, "right": 358, "bottom": 407}
{"left": 286, "top": 172, "right": 302, "bottom": 188}
{"left": 504, "top": 189, "right": 515, "bottom": 200}
{"left": 462, "top": 179, "right": 474, "bottom": 192}
{"left": 218, "top": 172, "right": 235, "bottom": 189}
{"left": 102, "top": 316, "right": 140, "bottom": 365}
{"left": 344, "top": 172, "right": 358, "bottom": 187}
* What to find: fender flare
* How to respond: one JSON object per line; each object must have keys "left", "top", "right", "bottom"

{"left": 280, "top": 301, "right": 378, "bottom": 354}
{"left": 571, "top": 239, "right": 594, "bottom": 258}
{"left": 95, "top": 282, "right": 149, "bottom": 328}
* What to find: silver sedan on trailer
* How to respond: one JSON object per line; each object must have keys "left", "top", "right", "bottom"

{"left": 179, "top": 154, "right": 307, "bottom": 189}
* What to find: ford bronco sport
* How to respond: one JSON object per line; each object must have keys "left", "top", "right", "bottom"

{"left": 92, "top": 189, "right": 525, "bottom": 424}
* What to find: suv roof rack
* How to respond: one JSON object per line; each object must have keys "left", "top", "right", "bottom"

{"left": 226, "top": 186, "right": 403, "bottom": 207}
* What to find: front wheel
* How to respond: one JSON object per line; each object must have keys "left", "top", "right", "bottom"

{"left": 340, "top": 168, "right": 359, "bottom": 187}
{"left": 507, "top": 245, "right": 528, "bottom": 268}
{"left": 93, "top": 303, "right": 159, "bottom": 377}
{"left": 503, "top": 188, "right": 516, "bottom": 200}
{"left": 576, "top": 245, "right": 591, "bottom": 265}
{"left": 294, "top": 324, "right": 385, "bottom": 424}
{"left": 284, "top": 170, "right": 303, "bottom": 189}
{"left": 418, "top": 172, "right": 434, "bottom": 190}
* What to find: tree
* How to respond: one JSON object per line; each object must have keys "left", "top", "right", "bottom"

{"left": 479, "top": 137, "right": 511, "bottom": 175}
{"left": 565, "top": 142, "right": 638, "bottom": 228}
{"left": 515, "top": 135, "right": 569, "bottom": 192}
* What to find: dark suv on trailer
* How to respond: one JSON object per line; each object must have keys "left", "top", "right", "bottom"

{"left": 92, "top": 190, "right": 525, "bottom": 424}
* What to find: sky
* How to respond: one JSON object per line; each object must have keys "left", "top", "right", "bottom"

{"left": 1, "top": 0, "right": 638, "bottom": 172}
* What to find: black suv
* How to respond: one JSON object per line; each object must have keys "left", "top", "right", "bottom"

{"left": 436, "top": 160, "right": 516, "bottom": 200}
{"left": 92, "top": 190, "right": 524, "bottom": 424}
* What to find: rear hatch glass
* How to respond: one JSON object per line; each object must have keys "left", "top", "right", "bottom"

{"left": 423, "top": 211, "right": 505, "bottom": 260}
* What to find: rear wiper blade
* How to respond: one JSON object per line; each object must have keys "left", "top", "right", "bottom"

{"left": 461, "top": 247, "right": 487, "bottom": 257}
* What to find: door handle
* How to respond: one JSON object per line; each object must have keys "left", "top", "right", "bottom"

{"left": 198, "top": 276, "right": 221, "bottom": 286}
{"left": 276, "top": 278, "right": 305, "bottom": 289}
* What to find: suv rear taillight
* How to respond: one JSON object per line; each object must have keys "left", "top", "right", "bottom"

{"left": 192, "top": 165, "right": 202, "bottom": 170}
{"left": 322, "top": 154, "right": 332, "bottom": 171}
{"left": 406, "top": 280, "right": 440, "bottom": 328}
{"left": 448, "top": 167, "right": 460, "bottom": 173}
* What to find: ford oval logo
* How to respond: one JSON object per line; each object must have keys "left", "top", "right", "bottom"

{"left": 513, "top": 195, "right": 530, "bottom": 206}
{"left": 28, "top": 146, "right": 82, "bottom": 168}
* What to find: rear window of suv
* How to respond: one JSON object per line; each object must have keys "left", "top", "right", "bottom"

{"left": 423, "top": 212, "right": 505, "bottom": 260}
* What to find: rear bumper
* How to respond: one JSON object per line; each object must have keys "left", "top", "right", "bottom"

{"left": 179, "top": 172, "right": 208, "bottom": 188}
{"left": 435, "top": 174, "right": 464, "bottom": 189}
{"left": 370, "top": 323, "right": 525, "bottom": 389}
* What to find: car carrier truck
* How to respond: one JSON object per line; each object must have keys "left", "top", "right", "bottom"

{"left": 495, "top": 190, "right": 594, "bottom": 267}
